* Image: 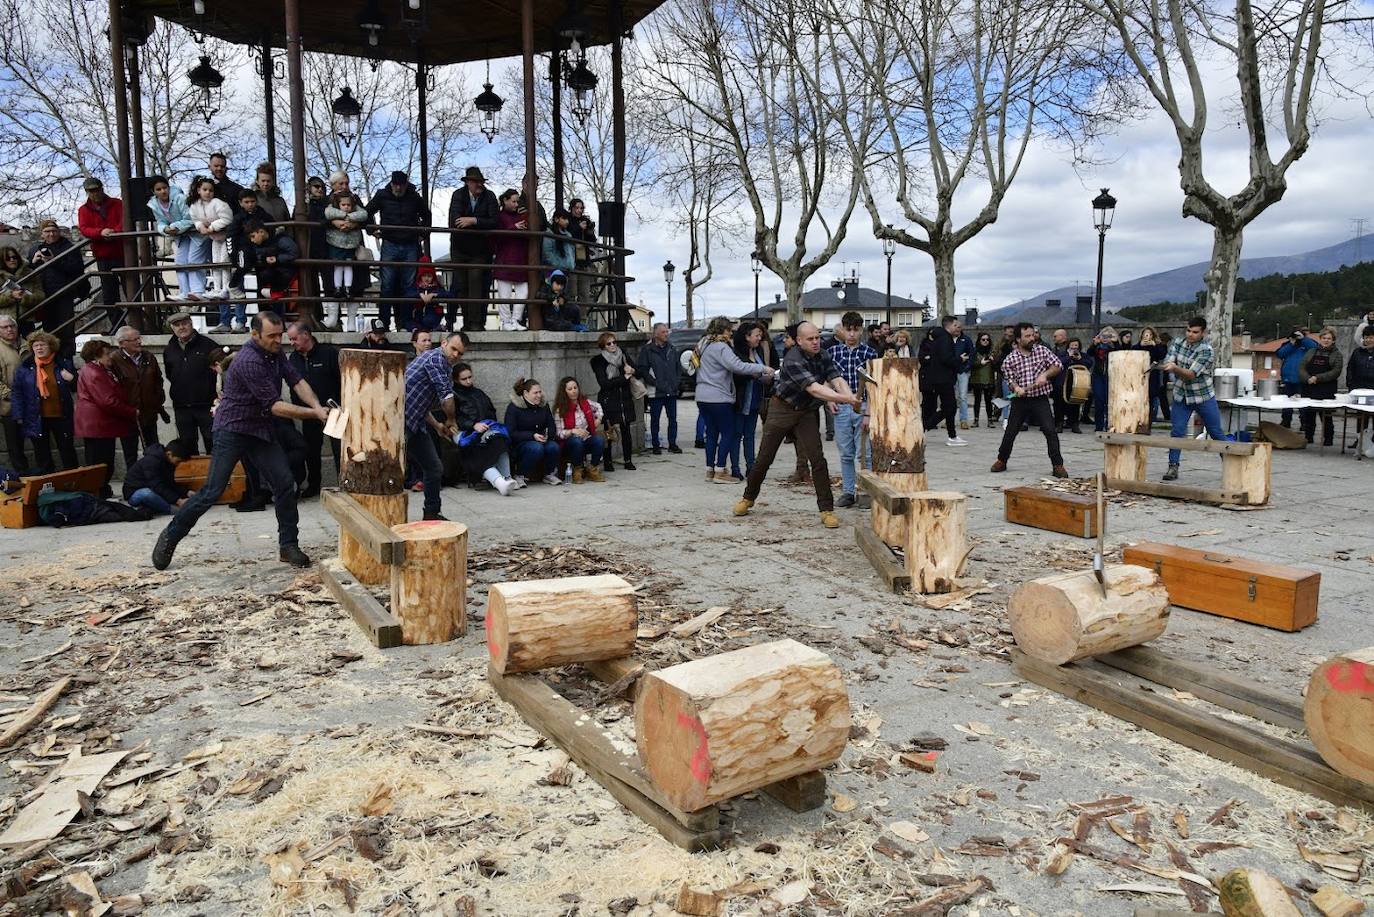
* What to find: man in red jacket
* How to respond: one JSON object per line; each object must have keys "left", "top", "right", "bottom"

{"left": 76, "top": 177, "right": 124, "bottom": 330}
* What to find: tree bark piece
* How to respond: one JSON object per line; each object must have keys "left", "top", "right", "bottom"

{"left": 867, "top": 357, "right": 927, "bottom": 547}
{"left": 0, "top": 677, "right": 70, "bottom": 748}
{"left": 1304, "top": 647, "right": 1374, "bottom": 786}
{"left": 1009, "top": 564, "right": 1169, "bottom": 665}
{"left": 1216, "top": 868, "right": 1301, "bottom": 917}
{"left": 635, "top": 638, "right": 850, "bottom": 813}
{"left": 338, "top": 348, "right": 407, "bottom": 495}
{"left": 1311, "top": 885, "right": 1366, "bottom": 917}
{"left": 486, "top": 575, "right": 637, "bottom": 674}
{"left": 390, "top": 520, "right": 468, "bottom": 645}
{"left": 1220, "top": 443, "right": 1272, "bottom": 506}
{"left": 1106, "top": 349, "right": 1150, "bottom": 481}
{"left": 340, "top": 493, "right": 407, "bottom": 585}
{"left": 905, "top": 491, "right": 968, "bottom": 594}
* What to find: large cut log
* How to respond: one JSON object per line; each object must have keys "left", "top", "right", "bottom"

{"left": 340, "top": 493, "right": 407, "bottom": 585}
{"left": 905, "top": 491, "right": 968, "bottom": 594}
{"left": 1105, "top": 349, "right": 1150, "bottom": 481}
{"left": 1304, "top": 647, "right": 1374, "bottom": 786}
{"left": 866, "top": 357, "right": 927, "bottom": 548}
{"left": 1220, "top": 442, "right": 1272, "bottom": 506}
{"left": 1216, "top": 868, "right": 1302, "bottom": 917}
{"left": 1009, "top": 564, "right": 1169, "bottom": 665}
{"left": 390, "top": 520, "right": 468, "bottom": 644}
{"left": 635, "top": 639, "right": 850, "bottom": 812}
{"left": 486, "top": 574, "right": 637, "bottom": 674}
{"left": 338, "top": 349, "right": 407, "bottom": 583}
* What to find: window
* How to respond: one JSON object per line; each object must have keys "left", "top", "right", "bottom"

{"left": 897, "top": 312, "right": 915, "bottom": 326}
{"left": 864, "top": 312, "right": 881, "bottom": 323}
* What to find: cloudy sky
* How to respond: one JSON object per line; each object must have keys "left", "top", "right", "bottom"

{"left": 618, "top": 42, "right": 1374, "bottom": 321}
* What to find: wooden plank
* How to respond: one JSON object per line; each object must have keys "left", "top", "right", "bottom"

{"left": 322, "top": 488, "right": 405, "bottom": 565}
{"left": 1011, "top": 651, "right": 1374, "bottom": 813}
{"left": 486, "top": 666, "right": 724, "bottom": 850}
{"left": 855, "top": 524, "right": 910, "bottom": 592}
{"left": 320, "top": 557, "right": 403, "bottom": 649}
{"left": 1107, "top": 478, "right": 1247, "bottom": 506}
{"left": 1003, "top": 486, "right": 1100, "bottom": 538}
{"left": 0, "top": 678, "right": 70, "bottom": 748}
{"left": 1096, "top": 432, "right": 1257, "bottom": 455}
{"left": 584, "top": 657, "right": 647, "bottom": 699}
{"left": 857, "top": 470, "right": 911, "bottom": 515}
{"left": 760, "top": 770, "right": 827, "bottom": 812}
{"left": 1097, "top": 646, "right": 1307, "bottom": 732}
{"left": 1133, "top": 910, "right": 1224, "bottom": 917}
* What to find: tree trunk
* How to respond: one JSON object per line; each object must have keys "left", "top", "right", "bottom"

{"left": 1203, "top": 226, "right": 1243, "bottom": 367}
{"left": 868, "top": 357, "right": 926, "bottom": 548}
{"left": 1304, "top": 646, "right": 1374, "bottom": 786}
{"left": 339, "top": 492, "right": 407, "bottom": 585}
{"left": 1105, "top": 349, "right": 1150, "bottom": 480}
{"left": 785, "top": 274, "right": 805, "bottom": 324}
{"left": 635, "top": 639, "right": 850, "bottom": 812}
{"left": 486, "top": 574, "right": 638, "bottom": 674}
{"left": 931, "top": 246, "right": 957, "bottom": 316}
{"left": 338, "top": 348, "right": 407, "bottom": 495}
{"left": 683, "top": 283, "right": 695, "bottom": 329}
{"left": 390, "top": 520, "right": 468, "bottom": 644}
{"left": 905, "top": 491, "right": 968, "bottom": 594}
{"left": 1009, "top": 564, "right": 1169, "bottom": 665}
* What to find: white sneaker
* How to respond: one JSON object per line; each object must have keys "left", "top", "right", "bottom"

{"left": 231, "top": 324, "right": 247, "bottom": 333}
{"left": 208, "top": 324, "right": 230, "bottom": 333}
{"left": 542, "top": 473, "right": 563, "bottom": 486}
{"left": 494, "top": 477, "right": 513, "bottom": 496}
{"left": 513, "top": 475, "right": 528, "bottom": 488}
{"left": 947, "top": 436, "right": 969, "bottom": 447}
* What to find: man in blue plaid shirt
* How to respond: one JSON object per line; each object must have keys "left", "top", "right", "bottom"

{"left": 825, "top": 311, "right": 878, "bottom": 507}
{"left": 1161, "top": 316, "right": 1227, "bottom": 480}
{"left": 405, "top": 331, "right": 468, "bottom": 520}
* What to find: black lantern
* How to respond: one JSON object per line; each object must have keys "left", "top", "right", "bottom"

{"left": 474, "top": 82, "right": 504, "bottom": 143}
{"left": 558, "top": 0, "right": 593, "bottom": 52}
{"left": 332, "top": 86, "right": 363, "bottom": 146}
{"left": 663, "top": 260, "right": 675, "bottom": 328}
{"left": 357, "top": 0, "right": 386, "bottom": 48}
{"left": 187, "top": 54, "right": 224, "bottom": 124}
{"left": 1092, "top": 187, "right": 1117, "bottom": 232}
{"left": 565, "top": 57, "right": 598, "bottom": 125}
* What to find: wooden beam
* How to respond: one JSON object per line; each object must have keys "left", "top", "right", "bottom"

{"left": 320, "top": 557, "right": 403, "bottom": 649}
{"left": 1107, "top": 478, "right": 1247, "bottom": 505}
{"left": 322, "top": 489, "right": 405, "bottom": 565}
{"left": 1096, "top": 432, "right": 1257, "bottom": 455}
{"left": 760, "top": 770, "right": 827, "bottom": 812}
{"left": 857, "top": 470, "right": 911, "bottom": 515}
{"left": 855, "top": 524, "right": 910, "bottom": 592}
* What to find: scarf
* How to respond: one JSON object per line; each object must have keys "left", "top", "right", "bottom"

{"left": 562, "top": 398, "right": 597, "bottom": 436}
{"left": 600, "top": 346, "right": 625, "bottom": 371}
{"left": 34, "top": 352, "right": 55, "bottom": 399}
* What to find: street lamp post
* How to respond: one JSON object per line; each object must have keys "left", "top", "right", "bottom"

{"left": 882, "top": 228, "right": 896, "bottom": 327}
{"left": 750, "top": 251, "right": 762, "bottom": 321}
{"left": 663, "top": 260, "right": 675, "bottom": 328}
{"left": 1091, "top": 188, "right": 1117, "bottom": 334}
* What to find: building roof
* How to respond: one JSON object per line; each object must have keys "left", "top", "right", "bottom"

{"left": 765, "top": 285, "right": 922, "bottom": 315}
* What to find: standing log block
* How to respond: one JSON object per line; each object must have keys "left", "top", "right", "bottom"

{"left": 1304, "top": 647, "right": 1374, "bottom": 786}
{"left": 867, "top": 357, "right": 927, "bottom": 547}
{"left": 635, "top": 639, "right": 849, "bottom": 812}
{"left": 390, "top": 520, "right": 468, "bottom": 644}
{"left": 1221, "top": 442, "right": 1272, "bottom": 506}
{"left": 1009, "top": 564, "right": 1169, "bottom": 665}
{"left": 486, "top": 575, "right": 637, "bottom": 674}
{"left": 905, "top": 491, "right": 968, "bottom": 594}
{"left": 1106, "top": 349, "right": 1150, "bottom": 481}
{"left": 340, "top": 493, "right": 407, "bottom": 585}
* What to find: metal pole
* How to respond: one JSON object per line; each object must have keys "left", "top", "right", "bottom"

{"left": 550, "top": 50, "right": 565, "bottom": 213}
{"left": 416, "top": 56, "right": 430, "bottom": 256}
{"left": 1093, "top": 228, "right": 1106, "bottom": 334}
{"left": 753, "top": 271, "right": 759, "bottom": 320}
{"left": 666, "top": 281, "right": 672, "bottom": 329}
{"left": 262, "top": 42, "right": 277, "bottom": 171}
{"left": 106, "top": 0, "right": 137, "bottom": 309}
{"left": 885, "top": 254, "right": 892, "bottom": 328}
{"left": 611, "top": 0, "right": 626, "bottom": 325}
{"left": 521, "top": 0, "right": 542, "bottom": 330}
{"left": 284, "top": 0, "right": 313, "bottom": 318}
{"left": 126, "top": 45, "right": 146, "bottom": 179}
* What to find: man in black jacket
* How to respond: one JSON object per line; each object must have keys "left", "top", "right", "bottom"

{"left": 207, "top": 152, "right": 245, "bottom": 213}
{"left": 447, "top": 166, "right": 499, "bottom": 333}
{"left": 926, "top": 315, "right": 968, "bottom": 447}
{"left": 286, "top": 322, "right": 341, "bottom": 498}
{"left": 366, "top": 170, "right": 432, "bottom": 331}
{"left": 162, "top": 312, "right": 221, "bottom": 453}
{"left": 123, "top": 439, "right": 191, "bottom": 515}
{"left": 26, "top": 220, "right": 87, "bottom": 353}
{"left": 294, "top": 177, "right": 331, "bottom": 326}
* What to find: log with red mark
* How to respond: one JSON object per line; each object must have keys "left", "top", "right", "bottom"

{"left": 676, "top": 712, "right": 712, "bottom": 784}
{"left": 1305, "top": 647, "right": 1374, "bottom": 786}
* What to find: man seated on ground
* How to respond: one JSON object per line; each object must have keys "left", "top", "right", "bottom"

{"left": 123, "top": 438, "right": 193, "bottom": 516}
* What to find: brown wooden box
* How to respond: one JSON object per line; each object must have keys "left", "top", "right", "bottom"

{"left": 1122, "top": 542, "right": 1319, "bottom": 632}
{"left": 0, "top": 465, "right": 109, "bottom": 529}
{"left": 174, "top": 456, "right": 247, "bottom": 505}
{"left": 1003, "top": 486, "right": 1101, "bottom": 539}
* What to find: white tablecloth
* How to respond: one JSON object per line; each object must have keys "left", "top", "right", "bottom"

{"left": 1221, "top": 395, "right": 1374, "bottom": 414}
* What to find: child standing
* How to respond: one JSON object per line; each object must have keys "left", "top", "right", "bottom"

{"left": 324, "top": 191, "right": 368, "bottom": 331}
{"left": 187, "top": 178, "right": 236, "bottom": 332}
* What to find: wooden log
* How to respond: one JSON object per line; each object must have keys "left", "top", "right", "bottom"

{"left": 867, "top": 357, "right": 927, "bottom": 547}
{"left": 340, "top": 492, "right": 407, "bottom": 585}
{"left": 320, "top": 557, "right": 403, "bottom": 649}
{"left": 1221, "top": 442, "right": 1272, "bottom": 506}
{"left": 1096, "top": 432, "right": 1258, "bottom": 455}
{"left": 486, "top": 575, "right": 637, "bottom": 674}
{"left": 857, "top": 470, "right": 910, "bottom": 515}
{"left": 1107, "top": 477, "right": 1248, "bottom": 506}
{"left": 1009, "top": 564, "right": 1169, "bottom": 665}
{"left": 1106, "top": 349, "right": 1151, "bottom": 481}
{"left": 321, "top": 489, "right": 405, "bottom": 564}
{"left": 635, "top": 638, "right": 850, "bottom": 812}
{"left": 854, "top": 524, "right": 911, "bottom": 592}
{"left": 1304, "top": 647, "right": 1374, "bottom": 786}
{"left": 1216, "top": 868, "right": 1301, "bottom": 917}
{"left": 905, "top": 491, "right": 968, "bottom": 594}
{"left": 760, "top": 770, "right": 827, "bottom": 812}
{"left": 389, "top": 520, "right": 468, "bottom": 644}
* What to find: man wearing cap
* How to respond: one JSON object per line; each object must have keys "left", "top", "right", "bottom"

{"left": 163, "top": 311, "right": 220, "bottom": 453}
{"left": 76, "top": 178, "right": 125, "bottom": 328}
{"left": 357, "top": 317, "right": 403, "bottom": 351}
{"left": 365, "top": 170, "right": 431, "bottom": 332}
{"left": 447, "top": 166, "right": 499, "bottom": 333}
{"left": 26, "top": 221, "right": 86, "bottom": 351}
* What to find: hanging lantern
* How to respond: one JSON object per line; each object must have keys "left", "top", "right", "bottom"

{"left": 357, "top": 0, "right": 386, "bottom": 48}
{"left": 474, "top": 81, "right": 504, "bottom": 143}
{"left": 557, "top": 0, "right": 593, "bottom": 58}
{"left": 400, "top": 0, "right": 424, "bottom": 37}
{"left": 332, "top": 86, "right": 363, "bottom": 147}
{"left": 564, "top": 56, "right": 598, "bottom": 126}
{"left": 187, "top": 54, "right": 224, "bottom": 124}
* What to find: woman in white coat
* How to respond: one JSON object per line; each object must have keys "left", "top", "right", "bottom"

{"left": 186, "top": 177, "right": 235, "bottom": 330}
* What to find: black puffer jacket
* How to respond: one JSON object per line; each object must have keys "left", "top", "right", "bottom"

{"left": 455, "top": 385, "right": 499, "bottom": 432}
{"left": 1347, "top": 346, "right": 1374, "bottom": 390}
{"left": 122, "top": 444, "right": 188, "bottom": 504}
{"left": 503, "top": 400, "right": 556, "bottom": 443}
{"left": 366, "top": 182, "right": 432, "bottom": 243}
{"left": 163, "top": 331, "right": 220, "bottom": 408}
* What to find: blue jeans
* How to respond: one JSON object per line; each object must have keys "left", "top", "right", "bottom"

{"left": 696, "top": 413, "right": 706, "bottom": 443}
{"left": 515, "top": 439, "right": 562, "bottom": 478}
{"left": 956, "top": 372, "right": 971, "bottom": 422}
{"left": 218, "top": 299, "right": 247, "bottom": 328}
{"left": 698, "top": 401, "right": 736, "bottom": 469}
{"left": 1168, "top": 396, "right": 1226, "bottom": 466}
{"left": 379, "top": 240, "right": 419, "bottom": 329}
{"left": 166, "top": 430, "right": 299, "bottom": 547}
{"left": 648, "top": 396, "right": 678, "bottom": 448}
{"left": 1280, "top": 380, "right": 1302, "bottom": 426}
{"left": 729, "top": 411, "right": 759, "bottom": 476}
{"left": 564, "top": 433, "right": 606, "bottom": 466}
{"left": 1091, "top": 374, "right": 1109, "bottom": 431}
{"left": 128, "top": 487, "right": 174, "bottom": 515}
{"left": 407, "top": 426, "right": 444, "bottom": 515}
{"left": 834, "top": 403, "right": 865, "bottom": 495}
{"left": 174, "top": 234, "right": 205, "bottom": 297}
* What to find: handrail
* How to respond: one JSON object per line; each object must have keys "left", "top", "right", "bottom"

{"left": 17, "top": 271, "right": 100, "bottom": 324}
{"left": 17, "top": 235, "right": 94, "bottom": 283}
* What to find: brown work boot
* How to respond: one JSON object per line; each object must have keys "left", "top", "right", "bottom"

{"left": 1051, "top": 465, "right": 1069, "bottom": 478}
{"left": 733, "top": 498, "right": 754, "bottom": 516}
{"left": 990, "top": 459, "right": 1007, "bottom": 473}
{"left": 586, "top": 465, "right": 604, "bottom": 483}
{"left": 572, "top": 466, "right": 585, "bottom": 484}
{"left": 819, "top": 511, "right": 841, "bottom": 528}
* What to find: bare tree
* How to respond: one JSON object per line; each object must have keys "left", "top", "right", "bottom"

{"left": 1080, "top": 0, "right": 1353, "bottom": 360}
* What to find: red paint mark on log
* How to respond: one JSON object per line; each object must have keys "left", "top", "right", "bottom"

{"left": 1324, "top": 660, "right": 1374, "bottom": 694}
{"left": 677, "top": 712, "right": 711, "bottom": 784}
{"left": 485, "top": 612, "right": 501, "bottom": 661}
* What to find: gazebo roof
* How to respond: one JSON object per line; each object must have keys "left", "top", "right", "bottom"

{"left": 131, "top": 0, "right": 664, "bottom": 65}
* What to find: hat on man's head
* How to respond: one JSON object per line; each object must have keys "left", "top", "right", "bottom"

{"left": 82, "top": 177, "right": 103, "bottom": 191}
{"left": 37, "top": 218, "right": 58, "bottom": 231}
{"left": 167, "top": 311, "right": 193, "bottom": 325}
{"left": 463, "top": 166, "right": 486, "bottom": 183}
{"left": 390, "top": 170, "right": 409, "bottom": 185}
{"left": 368, "top": 318, "right": 388, "bottom": 334}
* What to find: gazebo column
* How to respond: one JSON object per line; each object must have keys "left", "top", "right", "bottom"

{"left": 610, "top": 0, "right": 627, "bottom": 328}
{"left": 126, "top": 41, "right": 153, "bottom": 328}
{"left": 521, "top": 0, "right": 543, "bottom": 330}
{"left": 283, "top": 0, "right": 314, "bottom": 320}
{"left": 262, "top": 41, "right": 277, "bottom": 172}
{"left": 416, "top": 56, "right": 430, "bottom": 257}
{"left": 106, "top": 0, "right": 137, "bottom": 312}
{"left": 550, "top": 50, "right": 565, "bottom": 213}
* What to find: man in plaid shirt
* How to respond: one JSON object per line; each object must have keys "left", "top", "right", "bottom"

{"left": 405, "top": 331, "right": 469, "bottom": 520}
{"left": 1161, "top": 316, "right": 1227, "bottom": 480}
{"left": 825, "top": 311, "right": 878, "bottom": 507}
{"left": 990, "top": 322, "right": 1068, "bottom": 477}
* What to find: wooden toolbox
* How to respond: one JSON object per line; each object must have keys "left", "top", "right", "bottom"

{"left": 1122, "top": 542, "right": 1319, "bottom": 632}
{"left": 174, "top": 455, "right": 247, "bottom": 505}
{"left": 1003, "top": 486, "right": 1102, "bottom": 538}
{"left": 0, "top": 465, "right": 108, "bottom": 529}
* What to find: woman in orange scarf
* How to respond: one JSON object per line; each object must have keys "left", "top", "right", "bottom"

{"left": 10, "top": 331, "right": 79, "bottom": 472}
